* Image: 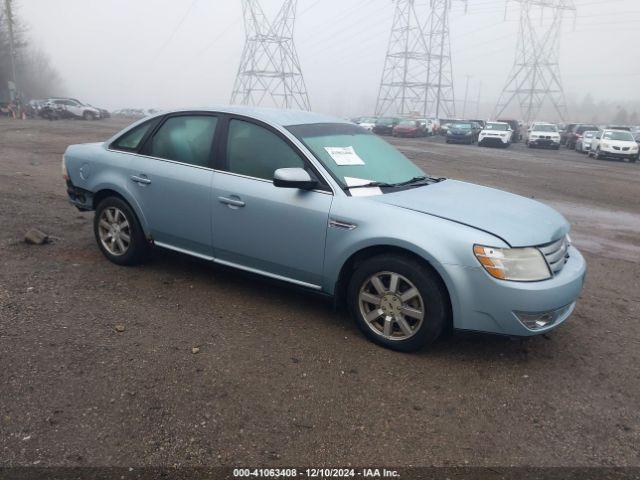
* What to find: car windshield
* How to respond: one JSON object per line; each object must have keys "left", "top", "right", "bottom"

{"left": 603, "top": 131, "right": 634, "bottom": 141}
{"left": 376, "top": 118, "right": 396, "bottom": 125}
{"left": 485, "top": 123, "right": 508, "bottom": 131}
{"left": 287, "top": 123, "right": 425, "bottom": 189}
{"left": 583, "top": 131, "right": 597, "bottom": 138}
{"left": 533, "top": 124, "right": 557, "bottom": 132}
{"left": 399, "top": 120, "right": 418, "bottom": 126}
{"left": 451, "top": 123, "right": 472, "bottom": 129}
{"left": 577, "top": 126, "right": 598, "bottom": 133}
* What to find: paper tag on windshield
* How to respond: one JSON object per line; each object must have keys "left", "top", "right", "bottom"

{"left": 344, "top": 177, "right": 382, "bottom": 197}
{"left": 324, "top": 146, "right": 365, "bottom": 166}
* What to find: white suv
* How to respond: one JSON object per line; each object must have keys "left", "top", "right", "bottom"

{"left": 589, "top": 129, "right": 638, "bottom": 162}
{"left": 526, "top": 123, "right": 561, "bottom": 149}
{"left": 46, "top": 98, "right": 102, "bottom": 120}
{"left": 478, "top": 122, "right": 513, "bottom": 148}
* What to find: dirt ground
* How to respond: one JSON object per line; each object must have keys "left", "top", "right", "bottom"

{"left": 1, "top": 117, "right": 639, "bottom": 468}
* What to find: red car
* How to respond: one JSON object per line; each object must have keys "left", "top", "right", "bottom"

{"left": 392, "top": 119, "right": 426, "bottom": 138}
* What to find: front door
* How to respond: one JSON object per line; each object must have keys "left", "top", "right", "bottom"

{"left": 129, "top": 114, "right": 219, "bottom": 258}
{"left": 211, "top": 118, "right": 332, "bottom": 287}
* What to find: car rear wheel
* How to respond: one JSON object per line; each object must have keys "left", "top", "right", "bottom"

{"left": 83, "top": 111, "right": 96, "bottom": 120}
{"left": 94, "top": 197, "right": 149, "bottom": 266}
{"left": 347, "top": 254, "right": 448, "bottom": 352}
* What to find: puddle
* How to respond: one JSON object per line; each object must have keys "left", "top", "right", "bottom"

{"left": 548, "top": 200, "right": 640, "bottom": 263}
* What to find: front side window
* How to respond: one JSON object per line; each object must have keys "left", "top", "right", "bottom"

{"left": 226, "top": 119, "right": 305, "bottom": 180}
{"left": 111, "top": 118, "right": 160, "bottom": 152}
{"left": 288, "top": 123, "right": 424, "bottom": 189}
{"left": 147, "top": 115, "right": 218, "bottom": 167}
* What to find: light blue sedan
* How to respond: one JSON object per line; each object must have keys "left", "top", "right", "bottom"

{"left": 62, "top": 107, "right": 586, "bottom": 351}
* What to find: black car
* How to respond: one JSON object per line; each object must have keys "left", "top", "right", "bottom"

{"left": 560, "top": 123, "right": 577, "bottom": 145}
{"left": 446, "top": 122, "right": 477, "bottom": 144}
{"left": 372, "top": 117, "right": 400, "bottom": 135}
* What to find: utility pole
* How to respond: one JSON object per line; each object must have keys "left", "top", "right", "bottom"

{"left": 375, "top": 0, "right": 429, "bottom": 117}
{"left": 4, "top": 0, "right": 18, "bottom": 100}
{"left": 475, "top": 81, "right": 482, "bottom": 118}
{"left": 424, "top": 0, "right": 467, "bottom": 119}
{"left": 494, "top": 0, "right": 576, "bottom": 123}
{"left": 461, "top": 75, "right": 471, "bottom": 118}
{"left": 231, "top": 0, "right": 310, "bottom": 110}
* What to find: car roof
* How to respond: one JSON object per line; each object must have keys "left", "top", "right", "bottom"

{"left": 177, "top": 106, "right": 351, "bottom": 127}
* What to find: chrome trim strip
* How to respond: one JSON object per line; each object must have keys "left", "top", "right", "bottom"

{"left": 107, "top": 149, "right": 214, "bottom": 172}
{"left": 154, "top": 241, "right": 214, "bottom": 261}
{"left": 153, "top": 241, "right": 322, "bottom": 291}
{"left": 212, "top": 169, "right": 333, "bottom": 196}
{"left": 329, "top": 219, "right": 357, "bottom": 230}
{"left": 213, "top": 258, "right": 322, "bottom": 290}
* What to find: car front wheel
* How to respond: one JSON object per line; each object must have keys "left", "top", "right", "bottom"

{"left": 347, "top": 254, "right": 449, "bottom": 352}
{"left": 94, "top": 197, "right": 149, "bottom": 266}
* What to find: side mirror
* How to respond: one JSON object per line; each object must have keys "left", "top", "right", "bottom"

{"left": 273, "top": 168, "right": 317, "bottom": 190}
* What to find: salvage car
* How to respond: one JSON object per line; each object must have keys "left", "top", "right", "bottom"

{"left": 355, "top": 116, "right": 378, "bottom": 131}
{"left": 62, "top": 107, "right": 586, "bottom": 352}
{"left": 526, "top": 123, "right": 561, "bottom": 149}
{"left": 392, "top": 119, "right": 426, "bottom": 138}
{"left": 446, "top": 122, "right": 477, "bottom": 144}
{"left": 372, "top": 117, "right": 400, "bottom": 135}
{"left": 565, "top": 124, "right": 600, "bottom": 150}
{"left": 589, "top": 129, "right": 638, "bottom": 162}
{"left": 478, "top": 121, "right": 513, "bottom": 147}
{"left": 46, "top": 98, "right": 102, "bottom": 120}
{"left": 575, "top": 130, "right": 598, "bottom": 154}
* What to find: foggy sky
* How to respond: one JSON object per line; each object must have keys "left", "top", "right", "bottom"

{"left": 16, "top": 0, "right": 640, "bottom": 117}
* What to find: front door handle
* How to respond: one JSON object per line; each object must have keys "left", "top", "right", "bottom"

{"left": 131, "top": 175, "right": 151, "bottom": 185}
{"left": 218, "top": 196, "right": 245, "bottom": 208}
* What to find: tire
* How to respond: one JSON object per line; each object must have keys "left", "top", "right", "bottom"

{"left": 347, "top": 254, "right": 449, "bottom": 352}
{"left": 83, "top": 111, "right": 96, "bottom": 121}
{"left": 94, "top": 196, "right": 149, "bottom": 266}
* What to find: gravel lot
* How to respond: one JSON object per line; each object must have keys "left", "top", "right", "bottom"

{"left": 1, "top": 118, "right": 639, "bottom": 467}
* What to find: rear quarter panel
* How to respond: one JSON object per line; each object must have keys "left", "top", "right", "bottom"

{"left": 64, "top": 143, "right": 150, "bottom": 234}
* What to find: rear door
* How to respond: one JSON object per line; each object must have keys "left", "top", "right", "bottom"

{"left": 211, "top": 117, "right": 332, "bottom": 288}
{"left": 127, "top": 113, "right": 219, "bottom": 258}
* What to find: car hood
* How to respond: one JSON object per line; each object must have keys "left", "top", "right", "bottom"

{"left": 603, "top": 140, "right": 636, "bottom": 148}
{"left": 396, "top": 125, "right": 417, "bottom": 130}
{"left": 449, "top": 129, "right": 472, "bottom": 135}
{"left": 372, "top": 180, "right": 569, "bottom": 247}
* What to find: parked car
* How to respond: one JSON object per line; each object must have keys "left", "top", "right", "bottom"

{"left": 45, "top": 98, "right": 103, "bottom": 120}
{"left": 496, "top": 119, "right": 522, "bottom": 142}
{"left": 589, "top": 129, "right": 638, "bottom": 162}
{"left": 355, "top": 116, "right": 378, "bottom": 131}
{"left": 575, "top": 130, "right": 598, "bottom": 154}
{"left": 565, "top": 124, "right": 600, "bottom": 150}
{"left": 560, "top": 123, "right": 577, "bottom": 145}
{"left": 634, "top": 132, "right": 640, "bottom": 160}
{"left": 525, "top": 123, "right": 561, "bottom": 149}
{"left": 372, "top": 117, "right": 400, "bottom": 135}
{"left": 438, "top": 119, "right": 457, "bottom": 135}
{"left": 62, "top": 107, "right": 586, "bottom": 352}
{"left": 445, "top": 122, "right": 478, "bottom": 144}
{"left": 478, "top": 121, "right": 513, "bottom": 148}
{"left": 393, "top": 119, "right": 427, "bottom": 138}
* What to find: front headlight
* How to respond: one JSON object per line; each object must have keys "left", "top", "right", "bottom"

{"left": 473, "top": 245, "right": 551, "bottom": 281}
{"left": 602, "top": 143, "right": 610, "bottom": 149}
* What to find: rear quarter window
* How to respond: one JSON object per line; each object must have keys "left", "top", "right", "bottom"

{"left": 111, "top": 118, "right": 160, "bottom": 152}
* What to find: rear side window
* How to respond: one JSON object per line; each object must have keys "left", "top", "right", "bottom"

{"left": 147, "top": 115, "right": 218, "bottom": 168}
{"left": 111, "top": 118, "right": 160, "bottom": 152}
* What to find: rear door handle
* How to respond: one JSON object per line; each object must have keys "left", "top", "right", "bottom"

{"left": 218, "top": 196, "right": 245, "bottom": 208}
{"left": 131, "top": 175, "right": 151, "bottom": 185}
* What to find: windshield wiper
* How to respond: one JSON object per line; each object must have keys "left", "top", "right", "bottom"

{"left": 344, "top": 176, "right": 446, "bottom": 190}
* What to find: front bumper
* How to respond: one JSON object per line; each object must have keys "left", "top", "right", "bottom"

{"left": 479, "top": 136, "right": 508, "bottom": 146}
{"left": 529, "top": 138, "right": 560, "bottom": 147}
{"left": 600, "top": 149, "right": 638, "bottom": 160}
{"left": 445, "top": 246, "right": 587, "bottom": 336}
{"left": 447, "top": 135, "right": 474, "bottom": 143}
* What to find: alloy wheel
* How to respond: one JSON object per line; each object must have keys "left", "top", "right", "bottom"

{"left": 358, "top": 271, "right": 425, "bottom": 341}
{"left": 98, "top": 207, "right": 131, "bottom": 256}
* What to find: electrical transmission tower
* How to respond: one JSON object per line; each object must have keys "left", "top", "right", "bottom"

{"left": 375, "top": 0, "right": 466, "bottom": 119}
{"left": 424, "top": 0, "right": 467, "bottom": 119}
{"left": 494, "top": 0, "right": 576, "bottom": 123}
{"left": 231, "top": 0, "right": 310, "bottom": 110}
{"left": 375, "top": 0, "right": 429, "bottom": 117}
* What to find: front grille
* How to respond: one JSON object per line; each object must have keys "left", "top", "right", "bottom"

{"left": 538, "top": 237, "right": 570, "bottom": 275}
